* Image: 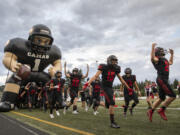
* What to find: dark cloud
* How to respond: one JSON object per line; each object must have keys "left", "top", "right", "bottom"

{"left": 0, "top": 0, "right": 179, "bottom": 83}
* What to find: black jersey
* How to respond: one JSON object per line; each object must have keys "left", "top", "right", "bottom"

{"left": 70, "top": 74, "right": 82, "bottom": 89}
{"left": 51, "top": 78, "right": 65, "bottom": 92}
{"left": 4, "top": 38, "right": 61, "bottom": 72}
{"left": 91, "top": 81, "right": 101, "bottom": 97}
{"left": 28, "top": 86, "right": 38, "bottom": 95}
{"left": 98, "top": 64, "right": 120, "bottom": 88}
{"left": 122, "top": 75, "right": 136, "bottom": 94}
{"left": 122, "top": 75, "right": 136, "bottom": 88}
{"left": 152, "top": 57, "right": 169, "bottom": 80}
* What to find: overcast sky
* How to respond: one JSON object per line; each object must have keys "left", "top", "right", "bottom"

{"left": 0, "top": 0, "right": 180, "bottom": 85}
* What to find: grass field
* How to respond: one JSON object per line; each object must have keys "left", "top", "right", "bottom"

{"left": 3, "top": 98, "right": 180, "bottom": 135}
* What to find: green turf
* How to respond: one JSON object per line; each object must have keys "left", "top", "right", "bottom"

{"left": 4, "top": 98, "right": 180, "bottom": 135}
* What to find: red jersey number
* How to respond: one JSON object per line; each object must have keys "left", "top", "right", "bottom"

{"left": 164, "top": 60, "right": 169, "bottom": 72}
{"left": 72, "top": 78, "right": 80, "bottom": 87}
{"left": 107, "top": 71, "right": 115, "bottom": 82}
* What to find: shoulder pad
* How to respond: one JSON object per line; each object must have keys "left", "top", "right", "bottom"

{"left": 98, "top": 64, "right": 106, "bottom": 71}
{"left": 4, "top": 38, "right": 28, "bottom": 54}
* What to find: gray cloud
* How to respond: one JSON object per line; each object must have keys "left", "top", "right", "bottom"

{"left": 0, "top": 0, "right": 180, "bottom": 83}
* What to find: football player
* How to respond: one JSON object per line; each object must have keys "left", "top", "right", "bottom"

{"left": 64, "top": 62, "right": 89, "bottom": 114}
{"left": 151, "top": 81, "right": 159, "bottom": 98}
{"left": 0, "top": 24, "right": 62, "bottom": 112}
{"left": 83, "top": 55, "right": 132, "bottom": 128}
{"left": 178, "top": 82, "right": 180, "bottom": 98}
{"left": 120, "top": 68, "right": 141, "bottom": 117}
{"left": 25, "top": 82, "right": 38, "bottom": 111}
{"left": 147, "top": 43, "right": 176, "bottom": 122}
{"left": 144, "top": 81, "right": 153, "bottom": 109}
{"left": 48, "top": 71, "right": 65, "bottom": 118}
{"left": 38, "top": 82, "right": 50, "bottom": 112}
{"left": 89, "top": 77, "right": 101, "bottom": 115}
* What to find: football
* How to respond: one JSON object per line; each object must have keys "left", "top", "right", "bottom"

{"left": 17, "top": 64, "right": 31, "bottom": 80}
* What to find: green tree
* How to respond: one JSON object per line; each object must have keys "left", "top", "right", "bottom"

{"left": 173, "top": 79, "right": 179, "bottom": 89}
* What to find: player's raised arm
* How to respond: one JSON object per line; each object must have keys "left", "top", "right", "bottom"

{"left": 82, "top": 64, "right": 89, "bottom": 79}
{"left": 151, "top": 43, "right": 159, "bottom": 63}
{"left": 64, "top": 61, "right": 70, "bottom": 78}
{"left": 169, "top": 49, "right": 174, "bottom": 65}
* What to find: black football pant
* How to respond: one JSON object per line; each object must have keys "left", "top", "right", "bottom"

{"left": 156, "top": 77, "right": 176, "bottom": 101}
{"left": 124, "top": 91, "right": 139, "bottom": 113}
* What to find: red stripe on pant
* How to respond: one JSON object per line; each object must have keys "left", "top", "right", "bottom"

{"left": 157, "top": 79, "right": 172, "bottom": 95}
{"left": 103, "top": 91, "right": 110, "bottom": 104}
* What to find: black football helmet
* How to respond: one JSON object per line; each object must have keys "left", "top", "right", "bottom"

{"left": 107, "top": 55, "right": 118, "bottom": 67}
{"left": 124, "top": 68, "right": 132, "bottom": 74}
{"left": 72, "top": 68, "right": 79, "bottom": 73}
{"left": 28, "top": 24, "right": 54, "bottom": 53}
{"left": 55, "top": 70, "right": 62, "bottom": 78}
{"left": 155, "top": 47, "right": 167, "bottom": 57}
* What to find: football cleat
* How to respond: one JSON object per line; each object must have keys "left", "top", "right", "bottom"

{"left": 56, "top": 111, "right": 60, "bottom": 116}
{"left": 50, "top": 114, "right": 54, "bottom": 119}
{"left": 110, "top": 122, "right": 120, "bottom": 128}
{"left": 72, "top": 110, "right": 79, "bottom": 114}
{"left": 158, "top": 108, "right": 168, "bottom": 121}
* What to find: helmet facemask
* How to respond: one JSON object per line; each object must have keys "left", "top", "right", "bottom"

{"left": 155, "top": 47, "right": 168, "bottom": 57}
{"left": 107, "top": 55, "right": 118, "bottom": 68}
{"left": 124, "top": 68, "right": 132, "bottom": 77}
{"left": 28, "top": 24, "right": 54, "bottom": 54}
{"left": 72, "top": 68, "right": 79, "bottom": 75}
{"left": 30, "top": 35, "right": 53, "bottom": 54}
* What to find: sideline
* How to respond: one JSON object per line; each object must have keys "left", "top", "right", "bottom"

{"left": 11, "top": 111, "right": 95, "bottom": 135}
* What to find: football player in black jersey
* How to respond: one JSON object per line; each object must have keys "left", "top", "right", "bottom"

{"left": 64, "top": 62, "right": 89, "bottom": 114}
{"left": 147, "top": 43, "right": 176, "bottom": 122}
{"left": 38, "top": 82, "right": 50, "bottom": 112}
{"left": 0, "top": 24, "right": 62, "bottom": 112}
{"left": 83, "top": 55, "right": 132, "bottom": 128}
{"left": 48, "top": 71, "right": 65, "bottom": 118}
{"left": 25, "top": 82, "right": 38, "bottom": 111}
{"left": 178, "top": 82, "right": 180, "bottom": 98}
{"left": 89, "top": 77, "right": 101, "bottom": 115}
{"left": 151, "top": 81, "right": 158, "bottom": 97}
{"left": 120, "top": 68, "right": 141, "bottom": 117}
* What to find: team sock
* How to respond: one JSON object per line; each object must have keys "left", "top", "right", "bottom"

{"left": 110, "top": 114, "right": 114, "bottom": 123}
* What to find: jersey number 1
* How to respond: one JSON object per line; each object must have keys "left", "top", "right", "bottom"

{"left": 32, "top": 59, "right": 41, "bottom": 71}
